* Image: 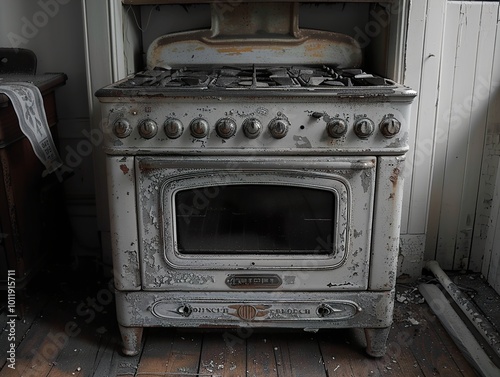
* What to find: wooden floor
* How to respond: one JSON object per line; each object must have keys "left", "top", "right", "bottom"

{"left": 0, "top": 262, "right": 488, "bottom": 376}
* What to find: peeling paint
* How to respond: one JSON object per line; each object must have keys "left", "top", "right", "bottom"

{"left": 293, "top": 135, "right": 312, "bottom": 148}
{"left": 153, "top": 271, "right": 215, "bottom": 287}
{"left": 122, "top": 250, "right": 140, "bottom": 285}
{"left": 361, "top": 170, "right": 372, "bottom": 193}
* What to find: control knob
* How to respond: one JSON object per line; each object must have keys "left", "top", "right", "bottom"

{"left": 215, "top": 117, "right": 237, "bottom": 138}
{"left": 113, "top": 118, "right": 132, "bottom": 138}
{"left": 379, "top": 116, "right": 401, "bottom": 138}
{"left": 353, "top": 118, "right": 375, "bottom": 139}
{"left": 326, "top": 118, "right": 348, "bottom": 138}
{"left": 138, "top": 119, "right": 158, "bottom": 139}
{"left": 190, "top": 118, "right": 209, "bottom": 138}
{"left": 164, "top": 118, "right": 184, "bottom": 139}
{"left": 268, "top": 117, "right": 290, "bottom": 139}
{"left": 242, "top": 118, "right": 262, "bottom": 139}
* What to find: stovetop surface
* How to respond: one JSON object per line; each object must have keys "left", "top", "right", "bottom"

{"left": 116, "top": 65, "right": 390, "bottom": 90}
{"left": 96, "top": 64, "right": 418, "bottom": 99}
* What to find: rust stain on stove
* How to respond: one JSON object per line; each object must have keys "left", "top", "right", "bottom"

{"left": 305, "top": 42, "right": 326, "bottom": 58}
{"left": 216, "top": 46, "right": 253, "bottom": 55}
{"left": 388, "top": 163, "right": 404, "bottom": 205}
{"left": 390, "top": 167, "right": 400, "bottom": 186}
{"left": 216, "top": 46, "right": 283, "bottom": 55}
{"left": 120, "top": 164, "right": 130, "bottom": 175}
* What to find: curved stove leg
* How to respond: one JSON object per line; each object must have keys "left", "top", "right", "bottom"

{"left": 364, "top": 327, "right": 390, "bottom": 357}
{"left": 119, "top": 324, "right": 143, "bottom": 356}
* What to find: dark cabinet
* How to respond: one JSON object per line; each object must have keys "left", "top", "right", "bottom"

{"left": 0, "top": 74, "right": 67, "bottom": 290}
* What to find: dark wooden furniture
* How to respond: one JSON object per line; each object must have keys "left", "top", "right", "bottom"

{"left": 0, "top": 73, "right": 67, "bottom": 292}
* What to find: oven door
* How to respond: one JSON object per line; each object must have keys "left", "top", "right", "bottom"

{"left": 136, "top": 156, "right": 375, "bottom": 291}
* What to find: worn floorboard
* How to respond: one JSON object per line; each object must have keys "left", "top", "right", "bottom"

{"left": 246, "top": 332, "right": 277, "bottom": 377}
{"left": 285, "top": 332, "right": 326, "bottom": 377}
{"left": 322, "top": 329, "right": 381, "bottom": 376}
{"left": 89, "top": 334, "right": 122, "bottom": 377}
{"left": 135, "top": 328, "right": 174, "bottom": 376}
{"left": 0, "top": 264, "right": 489, "bottom": 376}
{"left": 199, "top": 331, "right": 247, "bottom": 377}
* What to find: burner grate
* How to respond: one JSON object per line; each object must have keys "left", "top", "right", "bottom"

{"left": 117, "top": 65, "right": 390, "bottom": 90}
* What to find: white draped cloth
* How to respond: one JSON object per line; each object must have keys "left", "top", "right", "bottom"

{"left": 0, "top": 81, "right": 63, "bottom": 175}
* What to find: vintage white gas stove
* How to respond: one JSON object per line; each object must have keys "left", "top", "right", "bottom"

{"left": 96, "top": 2, "right": 415, "bottom": 357}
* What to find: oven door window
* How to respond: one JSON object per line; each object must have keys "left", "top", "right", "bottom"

{"left": 175, "top": 185, "right": 335, "bottom": 255}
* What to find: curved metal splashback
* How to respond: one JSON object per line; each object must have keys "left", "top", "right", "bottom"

{"left": 147, "top": 2, "right": 362, "bottom": 69}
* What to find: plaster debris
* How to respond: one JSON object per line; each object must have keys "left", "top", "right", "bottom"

{"left": 408, "top": 317, "right": 420, "bottom": 326}
{"left": 396, "top": 286, "right": 425, "bottom": 305}
{"left": 396, "top": 294, "right": 408, "bottom": 303}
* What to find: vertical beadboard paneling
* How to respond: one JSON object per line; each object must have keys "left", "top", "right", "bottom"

{"left": 407, "top": 0, "right": 447, "bottom": 236}
{"left": 486, "top": 153, "right": 500, "bottom": 292}
{"left": 409, "top": 1, "right": 500, "bottom": 275}
{"left": 457, "top": 2, "right": 499, "bottom": 270}
{"left": 409, "top": 0, "right": 446, "bottom": 233}
{"left": 401, "top": 0, "right": 428, "bottom": 235}
{"left": 475, "top": 4, "right": 500, "bottom": 286}
{"left": 490, "top": 209, "right": 500, "bottom": 293}
{"left": 425, "top": 3, "right": 461, "bottom": 264}
{"left": 484, "top": 164, "right": 500, "bottom": 282}
{"left": 487, "top": 6, "right": 500, "bottom": 293}
{"left": 472, "top": 133, "right": 500, "bottom": 273}
{"left": 434, "top": 3, "right": 482, "bottom": 270}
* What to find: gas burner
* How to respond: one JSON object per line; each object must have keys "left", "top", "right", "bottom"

{"left": 119, "top": 67, "right": 212, "bottom": 88}
{"left": 116, "top": 65, "right": 391, "bottom": 90}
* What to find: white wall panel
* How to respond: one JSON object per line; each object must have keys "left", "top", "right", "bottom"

{"left": 427, "top": 2, "right": 499, "bottom": 271}
{"left": 435, "top": 3, "right": 483, "bottom": 269}
{"left": 458, "top": 3, "right": 498, "bottom": 271}
{"left": 471, "top": 4, "right": 500, "bottom": 290}
{"left": 404, "top": 1, "right": 500, "bottom": 281}
{"left": 425, "top": 2, "right": 460, "bottom": 265}
{"left": 408, "top": 0, "right": 447, "bottom": 236}
{"left": 400, "top": 0, "right": 446, "bottom": 280}
{"left": 401, "top": 0, "right": 427, "bottom": 236}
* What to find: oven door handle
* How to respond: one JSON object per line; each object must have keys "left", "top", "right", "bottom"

{"left": 138, "top": 157, "right": 376, "bottom": 171}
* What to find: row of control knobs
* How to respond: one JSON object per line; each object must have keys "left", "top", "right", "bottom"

{"left": 325, "top": 117, "right": 401, "bottom": 138}
{"left": 113, "top": 116, "right": 401, "bottom": 140}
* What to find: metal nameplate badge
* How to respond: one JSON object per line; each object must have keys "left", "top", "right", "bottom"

{"left": 150, "top": 300, "right": 361, "bottom": 322}
{"left": 225, "top": 274, "right": 283, "bottom": 289}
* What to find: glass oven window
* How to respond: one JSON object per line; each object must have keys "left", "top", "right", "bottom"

{"left": 174, "top": 184, "right": 335, "bottom": 255}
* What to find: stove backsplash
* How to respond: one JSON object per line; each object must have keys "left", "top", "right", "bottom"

{"left": 125, "top": 2, "right": 393, "bottom": 78}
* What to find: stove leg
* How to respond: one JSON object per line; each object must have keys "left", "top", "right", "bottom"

{"left": 119, "top": 325, "right": 143, "bottom": 356}
{"left": 364, "top": 327, "right": 390, "bottom": 357}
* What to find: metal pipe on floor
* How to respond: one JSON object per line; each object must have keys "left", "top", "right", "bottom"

{"left": 419, "top": 283, "right": 500, "bottom": 377}
{"left": 424, "top": 260, "right": 500, "bottom": 359}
